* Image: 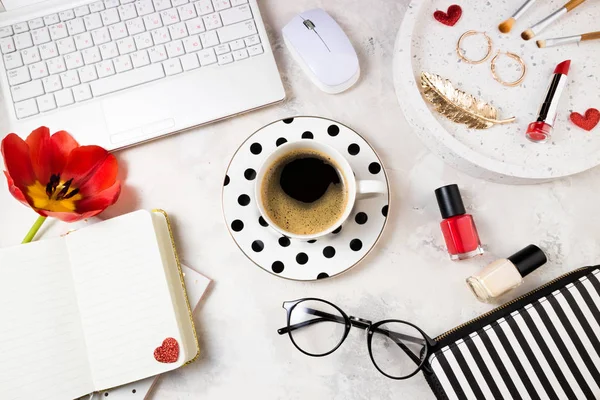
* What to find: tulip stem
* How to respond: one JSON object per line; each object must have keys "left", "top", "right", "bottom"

{"left": 22, "top": 216, "right": 47, "bottom": 244}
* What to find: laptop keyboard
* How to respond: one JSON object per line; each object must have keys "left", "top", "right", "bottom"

{"left": 0, "top": 0, "right": 264, "bottom": 119}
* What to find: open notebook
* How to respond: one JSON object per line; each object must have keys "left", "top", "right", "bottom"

{"left": 0, "top": 210, "right": 199, "bottom": 400}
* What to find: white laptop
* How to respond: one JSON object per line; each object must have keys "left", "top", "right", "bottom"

{"left": 0, "top": 0, "right": 285, "bottom": 150}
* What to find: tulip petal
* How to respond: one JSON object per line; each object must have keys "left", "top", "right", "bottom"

{"left": 49, "top": 130, "right": 79, "bottom": 174}
{"left": 37, "top": 209, "right": 103, "bottom": 223}
{"left": 61, "top": 145, "right": 110, "bottom": 188}
{"left": 77, "top": 153, "right": 118, "bottom": 196}
{"left": 1, "top": 133, "right": 36, "bottom": 190}
{"left": 4, "top": 170, "right": 30, "bottom": 207}
{"left": 75, "top": 181, "right": 121, "bottom": 213}
{"left": 25, "top": 126, "right": 53, "bottom": 184}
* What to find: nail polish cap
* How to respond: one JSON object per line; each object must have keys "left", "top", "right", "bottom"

{"left": 435, "top": 184, "right": 466, "bottom": 219}
{"left": 508, "top": 245, "right": 547, "bottom": 277}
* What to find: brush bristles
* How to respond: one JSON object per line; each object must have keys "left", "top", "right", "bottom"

{"left": 498, "top": 17, "right": 515, "bottom": 33}
{"left": 521, "top": 29, "right": 534, "bottom": 40}
{"left": 536, "top": 40, "right": 546, "bottom": 48}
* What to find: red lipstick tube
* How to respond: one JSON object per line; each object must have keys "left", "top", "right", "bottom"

{"left": 526, "top": 60, "right": 571, "bottom": 143}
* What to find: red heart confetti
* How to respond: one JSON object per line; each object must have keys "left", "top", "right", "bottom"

{"left": 570, "top": 108, "right": 600, "bottom": 131}
{"left": 154, "top": 337, "right": 179, "bottom": 363}
{"left": 434, "top": 5, "right": 462, "bottom": 27}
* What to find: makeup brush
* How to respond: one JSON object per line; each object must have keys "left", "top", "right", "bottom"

{"left": 521, "top": 0, "right": 587, "bottom": 40}
{"left": 498, "top": 0, "right": 537, "bottom": 34}
{"left": 537, "top": 31, "right": 600, "bottom": 48}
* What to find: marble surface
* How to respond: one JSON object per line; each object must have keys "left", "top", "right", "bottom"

{"left": 1, "top": 0, "right": 600, "bottom": 399}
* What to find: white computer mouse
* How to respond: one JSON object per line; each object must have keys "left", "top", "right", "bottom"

{"left": 282, "top": 8, "right": 360, "bottom": 94}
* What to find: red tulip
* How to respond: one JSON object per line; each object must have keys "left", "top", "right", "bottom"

{"left": 1, "top": 127, "right": 121, "bottom": 226}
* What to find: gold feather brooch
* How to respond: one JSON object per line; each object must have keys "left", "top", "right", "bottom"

{"left": 420, "top": 72, "right": 515, "bottom": 129}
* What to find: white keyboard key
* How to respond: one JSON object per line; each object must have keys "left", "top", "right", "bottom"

{"left": 117, "top": 36, "right": 136, "bottom": 54}
{"left": 43, "top": 14, "right": 60, "bottom": 26}
{"left": 28, "top": 18, "right": 45, "bottom": 30}
{"left": 73, "top": 83, "right": 92, "bottom": 102}
{"left": 220, "top": 4, "right": 251, "bottom": 25}
{"left": 65, "top": 51, "right": 84, "bottom": 69}
{"left": 163, "top": 58, "right": 182, "bottom": 75}
{"left": 67, "top": 18, "right": 86, "bottom": 35}
{"left": 49, "top": 22, "right": 68, "bottom": 40}
{"left": 217, "top": 52, "right": 232, "bottom": 65}
{"left": 214, "top": 43, "right": 228, "bottom": 55}
{"left": 216, "top": 19, "right": 255, "bottom": 42}
{"left": 148, "top": 44, "right": 167, "bottom": 62}
{"left": 126, "top": 17, "right": 146, "bottom": 35}
{"left": 0, "top": 27, "right": 14, "bottom": 38}
{"left": 247, "top": 43, "right": 262, "bottom": 56}
{"left": 161, "top": 9, "right": 180, "bottom": 25}
{"left": 202, "top": 13, "right": 222, "bottom": 30}
{"left": 57, "top": 37, "right": 76, "bottom": 55}
{"left": 101, "top": 8, "right": 120, "bottom": 25}
{"left": 14, "top": 32, "right": 33, "bottom": 50}
{"left": 74, "top": 32, "right": 94, "bottom": 50}
{"left": 178, "top": 4, "right": 196, "bottom": 21}
{"left": 134, "top": 32, "right": 153, "bottom": 49}
{"left": 60, "top": 10, "right": 76, "bottom": 21}
{"left": 153, "top": 0, "right": 172, "bottom": 12}
{"left": 212, "top": 0, "right": 230, "bottom": 11}
{"left": 90, "top": 2, "right": 106, "bottom": 13}
{"left": 186, "top": 17, "right": 205, "bottom": 34}
{"left": 8, "top": 66, "right": 30, "bottom": 85}
{"left": 39, "top": 42, "right": 58, "bottom": 59}
{"left": 169, "top": 22, "right": 188, "bottom": 39}
{"left": 82, "top": 46, "right": 102, "bottom": 64}
{"left": 104, "top": 0, "right": 120, "bottom": 8}
{"left": 109, "top": 22, "right": 128, "bottom": 40}
{"left": 13, "top": 22, "right": 29, "bottom": 34}
{"left": 229, "top": 39, "right": 244, "bottom": 50}
{"left": 114, "top": 54, "right": 133, "bottom": 72}
{"left": 75, "top": 6, "right": 91, "bottom": 17}
{"left": 230, "top": 0, "right": 247, "bottom": 5}
{"left": 37, "top": 93, "right": 57, "bottom": 112}
{"left": 119, "top": 4, "right": 138, "bottom": 20}
{"left": 232, "top": 47, "right": 247, "bottom": 60}
{"left": 100, "top": 42, "right": 119, "bottom": 59}
{"left": 92, "top": 27, "right": 111, "bottom": 45}
{"left": 136, "top": 0, "right": 155, "bottom": 16}
{"left": 195, "top": 0, "right": 213, "bottom": 15}
{"left": 29, "top": 61, "right": 49, "bottom": 79}
{"left": 244, "top": 34, "right": 259, "bottom": 46}
{"left": 197, "top": 47, "right": 216, "bottom": 65}
{"left": 55, "top": 88, "right": 74, "bottom": 106}
{"left": 32, "top": 27, "right": 51, "bottom": 45}
{"left": 90, "top": 63, "right": 164, "bottom": 96}
{"left": 21, "top": 48, "right": 41, "bottom": 64}
{"left": 42, "top": 75, "right": 63, "bottom": 92}
{"left": 60, "top": 70, "right": 80, "bottom": 87}
{"left": 15, "top": 99, "right": 38, "bottom": 118}
{"left": 143, "top": 13, "right": 163, "bottom": 30}
{"left": 131, "top": 49, "right": 150, "bottom": 67}
{"left": 180, "top": 52, "right": 199, "bottom": 70}
{"left": 84, "top": 13, "right": 103, "bottom": 31}
{"left": 151, "top": 27, "right": 170, "bottom": 44}
{"left": 183, "top": 35, "right": 202, "bottom": 52}
{"left": 4, "top": 53, "right": 23, "bottom": 70}
{"left": 79, "top": 65, "right": 98, "bottom": 82}
{"left": 165, "top": 40, "right": 184, "bottom": 57}
{"left": 47, "top": 56, "right": 66, "bottom": 74}
{"left": 11, "top": 80, "right": 43, "bottom": 101}
{"left": 97, "top": 60, "right": 115, "bottom": 77}
{"left": 172, "top": 0, "right": 188, "bottom": 6}
{"left": 199, "top": 30, "right": 218, "bottom": 47}
{"left": 0, "top": 37, "right": 15, "bottom": 54}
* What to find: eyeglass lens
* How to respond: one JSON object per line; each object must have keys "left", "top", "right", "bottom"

{"left": 289, "top": 300, "right": 347, "bottom": 356}
{"left": 370, "top": 321, "right": 427, "bottom": 378}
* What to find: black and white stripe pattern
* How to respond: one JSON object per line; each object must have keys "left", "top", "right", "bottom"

{"left": 429, "top": 269, "right": 600, "bottom": 400}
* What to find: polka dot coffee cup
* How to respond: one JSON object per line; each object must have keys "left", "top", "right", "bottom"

{"left": 255, "top": 141, "right": 386, "bottom": 241}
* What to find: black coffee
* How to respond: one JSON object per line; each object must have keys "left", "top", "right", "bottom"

{"left": 261, "top": 149, "right": 348, "bottom": 235}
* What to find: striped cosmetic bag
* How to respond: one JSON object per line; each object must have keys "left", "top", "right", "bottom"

{"left": 425, "top": 266, "right": 600, "bottom": 400}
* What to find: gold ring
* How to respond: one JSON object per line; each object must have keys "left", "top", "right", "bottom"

{"left": 456, "top": 30, "right": 493, "bottom": 64}
{"left": 490, "top": 51, "right": 526, "bottom": 87}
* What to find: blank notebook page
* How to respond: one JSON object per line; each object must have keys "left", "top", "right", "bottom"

{"left": 0, "top": 238, "right": 93, "bottom": 400}
{"left": 66, "top": 210, "right": 184, "bottom": 391}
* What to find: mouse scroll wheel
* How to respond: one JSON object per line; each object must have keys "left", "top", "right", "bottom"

{"left": 303, "top": 19, "right": 316, "bottom": 30}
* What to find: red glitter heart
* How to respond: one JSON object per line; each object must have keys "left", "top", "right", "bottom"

{"left": 154, "top": 337, "right": 179, "bottom": 363}
{"left": 570, "top": 108, "right": 600, "bottom": 131}
{"left": 434, "top": 5, "right": 462, "bottom": 27}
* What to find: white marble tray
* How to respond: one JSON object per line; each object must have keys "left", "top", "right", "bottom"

{"left": 394, "top": 0, "right": 599, "bottom": 183}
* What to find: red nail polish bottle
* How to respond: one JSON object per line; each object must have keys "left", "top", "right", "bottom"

{"left": 435, "top": 184, "right": 483, "bottom": 261}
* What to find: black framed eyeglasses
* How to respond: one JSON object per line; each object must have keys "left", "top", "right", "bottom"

{"left": 277, "top": 298, "right": 437, "bottom": 380}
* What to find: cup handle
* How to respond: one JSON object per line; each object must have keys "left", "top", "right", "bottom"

{"left": 356, "top": 180, "right": 387, "bottom": 199}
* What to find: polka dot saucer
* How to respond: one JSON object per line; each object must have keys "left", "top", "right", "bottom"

{"left": 222, "top": 116, "right": 390, "bottom": 281}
